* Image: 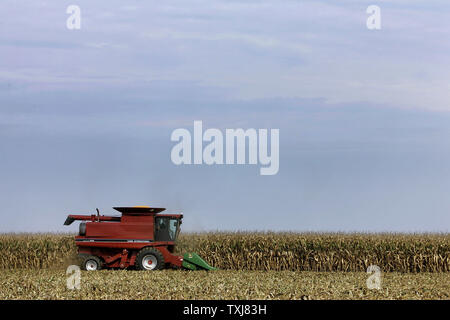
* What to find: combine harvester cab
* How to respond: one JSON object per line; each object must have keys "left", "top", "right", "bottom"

{"left": 64, "top": 206, "right": 216, "bottom": 271}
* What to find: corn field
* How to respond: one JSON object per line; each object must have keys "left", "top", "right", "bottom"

{"left": 0, "top": 232, "right": 449, "bottom": 272}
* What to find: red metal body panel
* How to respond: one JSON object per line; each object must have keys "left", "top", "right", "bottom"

{"left": 84, "top": 220, "right": 154, "bottom": 239}
{"left": 68, "top": 207, "right": 184, "bottom": 269}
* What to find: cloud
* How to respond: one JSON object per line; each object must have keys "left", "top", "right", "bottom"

{"left": 0, "top": 0, "right": 449, "bottom": 110}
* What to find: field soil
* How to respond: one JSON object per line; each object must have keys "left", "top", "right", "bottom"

{"left": 1, "top": 269, "right": 449, "bottom": 300}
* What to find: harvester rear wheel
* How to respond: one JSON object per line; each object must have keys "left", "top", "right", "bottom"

{"left": 136, "top": 248, "right": 165, "bottom": 271}
{"left": 81, "top": 255, "right": 102, "bottom": 271}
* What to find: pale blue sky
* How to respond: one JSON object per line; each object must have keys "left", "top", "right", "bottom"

{"left": 0, "top": 1, "right": 449, "bottom": 232}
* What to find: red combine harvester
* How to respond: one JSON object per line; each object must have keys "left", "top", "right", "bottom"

{"left": 64, "top": 206, "right": 215, "bottom": 271}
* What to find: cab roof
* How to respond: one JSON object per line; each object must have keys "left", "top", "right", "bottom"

{"left": 113, "top": 207, "right": 166, "bottom": 215}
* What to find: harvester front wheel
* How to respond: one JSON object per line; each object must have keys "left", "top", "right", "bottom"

{"left": 136, "top": 248, "right": 165, "bottom": 271}
{"left": 81, "top": 255, "right": 102, "bottom": 271}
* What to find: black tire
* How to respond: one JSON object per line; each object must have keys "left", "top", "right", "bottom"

{"left": 81, "top": 255, "right": 102, "bottom": 271}
{"left": 135, "top": 248, "right": 165, "bottom": 271}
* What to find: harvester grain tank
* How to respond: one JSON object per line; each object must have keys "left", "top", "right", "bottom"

{"left": 64, "top": 206, "right": 215, "bottom": 271}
